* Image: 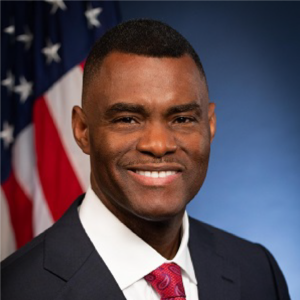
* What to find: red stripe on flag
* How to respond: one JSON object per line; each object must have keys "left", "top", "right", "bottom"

{"left": 2, "top": 172, "right": 33, "bottom": 248}
{"left": 33, "top": 96, "right": 83, "bottom": 221}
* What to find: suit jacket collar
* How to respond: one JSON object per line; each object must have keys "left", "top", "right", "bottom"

{"left": 43, "top": 196, "right": 240, "bottom": 300}
{"left": 189, "top": 217, "right": 240, "bottom": 300}
{"left": 44, "top": 195, "right": 126, "bottom": 300}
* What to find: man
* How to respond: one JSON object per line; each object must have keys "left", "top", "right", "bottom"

{"left": 2, "top": 19, "right": 290, "bottom": 300}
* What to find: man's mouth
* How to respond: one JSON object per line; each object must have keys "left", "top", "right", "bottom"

{"left": 127, "top": 166, "right": 182, "bottom": 186}
{"left": 133, "top": 170, "right": 177, "bottom": 178}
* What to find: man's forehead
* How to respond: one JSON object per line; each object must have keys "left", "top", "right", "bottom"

{"left": 98, "top": 51, "right": 203, "bottom": 78}
{"left": 84, "top": 52, "right": 208, "bottom": 112}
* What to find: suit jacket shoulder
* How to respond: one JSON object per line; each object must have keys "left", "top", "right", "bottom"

{"left": 188, "top": 217, "right": 290, "bottom": 300}
{"left": 1, "top": 195, "right": 125, "bottom": 300}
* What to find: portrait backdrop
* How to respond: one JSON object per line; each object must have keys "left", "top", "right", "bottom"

{"left": 1, "top": 1, "right": 299, "bottom": 299}
{"left": 118, "top": 1, "right": 300, "bottom": 299}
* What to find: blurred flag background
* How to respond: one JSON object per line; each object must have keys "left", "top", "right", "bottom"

{"left": 1, "top": 1, "right": 299, "bottom": 299}
{"left": 1, "top": 1, "right": 120, "bottom": 260}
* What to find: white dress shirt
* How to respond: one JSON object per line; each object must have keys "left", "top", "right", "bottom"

{"left": 79, "top": 187, "right": 199, "bottom": 300}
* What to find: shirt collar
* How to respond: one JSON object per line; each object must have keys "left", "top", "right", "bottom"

{"left": 79, "top": 186, "right": 197, "bottom": 290}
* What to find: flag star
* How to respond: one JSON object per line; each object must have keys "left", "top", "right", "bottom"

{"left": 42, "top": 39, "right": 61, "bottom": 64}
{"left": 85, "top": 5, "right": 102, "bottom": 28}
{"left": 1, "top": 70, "right": 15, "bottom": 92}
{"left": 0, "top": 122, "right": 14, "bottom": 148}
{"left": 45, "top": 0, "right": 67, "bottom": 14}
{"left": 14, "top": 76, "right": 33, "bottom": 103}
{"left": 16, "top": 27, "right": 33, "bottom": 50}
{"left": 4, "top": 25, "right": 15, "bottom": 35}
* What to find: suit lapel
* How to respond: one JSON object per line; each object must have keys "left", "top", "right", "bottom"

{"left": 189, "top": 218, "right": 240, "bottom": 300}
{"left": 53, "top": 251, "right": 126, "bottom": 300}
{"left": 43, "top": 195, "right": 126, "bottom": 300}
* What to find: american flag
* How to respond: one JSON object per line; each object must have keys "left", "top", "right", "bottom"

{"left": 1, "top": 1, "right": 120, "bottom": 260}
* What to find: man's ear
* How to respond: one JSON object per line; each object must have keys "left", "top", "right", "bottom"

{"left": 72, "top": 105, "right": 90, "bottom": 155}
{"left": 208, "top": 102, "right": 216, "bottom": 143}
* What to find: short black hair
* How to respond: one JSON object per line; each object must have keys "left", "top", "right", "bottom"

{"left": 83, "top": 19, "right": 207, "bottom": 100}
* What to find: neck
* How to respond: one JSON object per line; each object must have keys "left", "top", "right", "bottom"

{"left": 120, "top": 212, "right": 184, "bottom": 260}
{"left": 91, "top": 180, "right": 184, "bottom": 260}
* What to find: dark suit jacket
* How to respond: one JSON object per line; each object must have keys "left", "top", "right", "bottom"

{"left": 1, "top": 195, "right": 290, "bottom": 300}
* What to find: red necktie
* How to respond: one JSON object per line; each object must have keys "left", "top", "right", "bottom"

{"left": 144, "top": 263, "right": 186, "bottom": 299}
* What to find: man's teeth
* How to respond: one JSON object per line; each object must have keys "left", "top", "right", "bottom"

{"left": 135, "top": 171, "right": 177, "bottom": 178}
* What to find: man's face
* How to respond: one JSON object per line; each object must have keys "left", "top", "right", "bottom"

{"left": 74, "top": 52, "right": 216, "bottom": 223}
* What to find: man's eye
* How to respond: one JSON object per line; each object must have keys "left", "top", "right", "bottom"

{"left": 114, "top": 117, "right": 137, "bottom": 124}
{"left": 174, "top": 116, "right": 195, "bottom": 123}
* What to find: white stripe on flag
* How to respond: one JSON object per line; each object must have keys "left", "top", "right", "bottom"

{"left": 1, "top": 188, "right": 16, "bottom": 260}
{"left": 32, "top": 171, "right": 54, "bottom": 236}
{"left": 12, "top": 125, "right": 35, "bottom": 199}
{"left": 45, "top": 65, "right": 90, "bottom": 191}
{"left": 12, "top": 125, "right": 53, "bottom": 236}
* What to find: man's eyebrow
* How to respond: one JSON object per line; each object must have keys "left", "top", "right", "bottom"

{"left": 104, "top": 102, "right": 202, "bottom": 117}
{"left": 166, "top": 102, "right": 202, "bottom": 116}
{"left": 105, "top": 102, "right": 148, "bottom": 115}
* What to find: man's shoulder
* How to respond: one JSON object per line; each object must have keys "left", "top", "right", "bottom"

{"left": 2, "top": 198, "right": 77, "bottom": 269}
{"left": 188, "top": 216, "right": 291, "bottom": 299}
{"left": 189, "top": 216, "right": 290, "bottom": 300}
{"left": 189, "top": 216, "right": 271, "bottom": 260}
{"left": 1, "top": 230, "right": 47, "bottom": 271}
{"left": 1, "top": 226, "right": 67, "bottom": 300}
{"left": 1, "top": 195, "right": 87, "bottom": 300}
{"left": 190, "top": 216, "right": 260, "bottom": 245}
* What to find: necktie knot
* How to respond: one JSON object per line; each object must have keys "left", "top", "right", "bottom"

{"left": 144, "top": 263, "right": 186, "bottom": 299}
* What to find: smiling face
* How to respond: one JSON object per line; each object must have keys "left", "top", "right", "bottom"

{"left": 73, "top": 52, "right": 216, "bottom": 223}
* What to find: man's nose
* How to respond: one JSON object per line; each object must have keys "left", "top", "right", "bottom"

{"left": 136, "top": 122, "right": 177, "bottom": 157}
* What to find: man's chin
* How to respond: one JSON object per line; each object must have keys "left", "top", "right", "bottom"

{"left": 128, "top": 199, "right": 187, "bottom": 223}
